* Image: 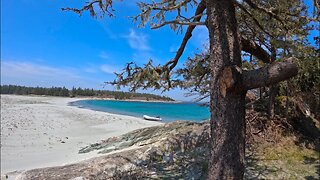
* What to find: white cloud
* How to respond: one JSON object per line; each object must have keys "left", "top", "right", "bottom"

{"left": 124, "top": 29, "right": 151, "bottom": 51}
{"left": 103, "top": 27, "right": 118, "bottom": 40}
{"left": 0, "top": 60, "right": 102, "bottom": 88}
{"left": 84, "top": 67, "right": 98, "bottom": 73}
{"left": 99, "top": 51, "right": 109, "bottom": 60}
{"left": 100, "top": 64, "right": 120, "bottom": 74}
{"left": 1, "top": 61, "right": 79, "bottom": 79}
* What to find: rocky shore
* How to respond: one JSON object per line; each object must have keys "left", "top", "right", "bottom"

{"left": 1, "top": 95, "right": 318, "bottom": 179}
{"left": 15, "top": 121, "right": 319, "bottom": 179}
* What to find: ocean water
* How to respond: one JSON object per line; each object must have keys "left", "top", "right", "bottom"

{"left": 72, "top": 100, "right": 210, "bottom": 122}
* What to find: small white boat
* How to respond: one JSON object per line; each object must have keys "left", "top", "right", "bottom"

{"left": 143, "top": 115, "right": 162, "bottom": 121}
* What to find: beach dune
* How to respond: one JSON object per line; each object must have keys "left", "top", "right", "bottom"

{"left": 0, "top": 95, "right": 161, "bottom": 178}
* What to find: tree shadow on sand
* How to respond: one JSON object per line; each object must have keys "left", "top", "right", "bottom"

{"left": 19, "top": 121, "right": 319, "bottom": 179}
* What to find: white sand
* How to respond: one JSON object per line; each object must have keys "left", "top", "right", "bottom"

{"left": 0, "top": 95, "right": 161, "bottom": 176}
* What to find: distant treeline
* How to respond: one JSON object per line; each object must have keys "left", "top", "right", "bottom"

{"left": 0, "top": 85, "right": 174, "bottom": 101}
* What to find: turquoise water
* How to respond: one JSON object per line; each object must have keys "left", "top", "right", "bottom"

{"left": 72, "top": 100, "right": 210, "bottom": 122}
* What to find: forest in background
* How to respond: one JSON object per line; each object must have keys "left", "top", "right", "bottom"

{"left": 0, "top": 85, "right": 174, "bottom": 101}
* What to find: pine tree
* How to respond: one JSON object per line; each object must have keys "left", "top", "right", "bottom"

{"left": 64, "top": 0, "right": 319, "bottom": 178}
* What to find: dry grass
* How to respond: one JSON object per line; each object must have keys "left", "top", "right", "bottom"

{"left": 251, "top": 136, "right": 320, "bottom": 179}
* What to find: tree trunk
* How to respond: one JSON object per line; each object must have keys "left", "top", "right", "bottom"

{"left": 285, "top": 80, "right": 289, "bottom": 119}
{"left": 268, "top": 47, "right": 277, "bottom": 119}
{"left": 260, "top": 87, "right": 264, "bottom": 100}
{"left": 268, "top": 85, "right": 277, "bottom": 119}
{"left": 207, "top": 0, "right": 246, "bottom": 179}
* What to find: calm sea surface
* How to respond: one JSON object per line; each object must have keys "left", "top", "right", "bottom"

{"left": 72, "top": 100, "right": 210, "bottom": 122}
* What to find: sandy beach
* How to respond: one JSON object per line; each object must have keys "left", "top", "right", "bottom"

{"left": 0, "top": 95, "right": 161, "bottom": 177}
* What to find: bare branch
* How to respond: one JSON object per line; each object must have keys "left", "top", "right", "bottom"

{"left": 235, "top": 1, "right": 272, "bottom": 38}
{"left": 62, "top": 0, "right": 114, "bottom": 17}
{"left": 159, "top": 0, "right": 207, "bottom": 88}
{"left": 241, "top": 37, "right": 272, "bottom": 63}
{"left": 107, "top": 1, "right": 208, "bottom": 91}
{"left": 243, "top": 57, "right": 298, "bottom": 90}
{"left": 165, "top": 0, "right": 206, "bottom": 71}
{"left": 151, "top": 20, "right": 205, "bottom": 29}
{"left": 133, "top": 0, "right": 195, "bottom": 28}
{"left": 313, "top": 0, "right": 320, "bottom": 18}
{"left": 243, "top": 0, "right": 287, "bottom": 29}
{"left": 138, "top": 0, "right": 193, "bottom": 12}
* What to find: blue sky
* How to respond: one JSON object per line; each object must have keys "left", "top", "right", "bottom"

{"left": 0, "top": 0, "right": 318, "bottom": 101}
{"left": 1, "top": 0, "right": 209, "bottom": 100}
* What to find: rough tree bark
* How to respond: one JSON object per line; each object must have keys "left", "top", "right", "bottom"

{"left": 268, "top": 85, "right": 277, "bottom": 118}
{"left": 268, "top": 47, "right": 277, "bottom": 119}
{"left": 206, "top": 0, "right": 298, "bottom": 179}
{"left": 66, "top": 0, "right": 301, "bottom": 179}
{"left": 242, "top": 59, "right": 298, "bottom": 90}
{"left": 207, "top": 0, "right": 246, "bottom": 179}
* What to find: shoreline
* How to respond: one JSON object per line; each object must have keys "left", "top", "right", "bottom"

{"left": 0, "top": 94, "right": 179, "bottom": 103}
{"left": 68, "top": 100, "right": 176, "bottom": 122}
{"left": 0, "top": 95, "right": 162, "bottom": 178}
{"left": 68, "top": 96, "right": 182, "bottom": 103}
{"left": 70, "top": 98, "right": 209, "bottom": 123}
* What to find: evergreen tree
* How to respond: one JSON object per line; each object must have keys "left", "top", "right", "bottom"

{"left": 65, "top": 0, "right": 318, "bottom": 178}
{"left": 0, "top": 85, "right": 173, "bottom": 101}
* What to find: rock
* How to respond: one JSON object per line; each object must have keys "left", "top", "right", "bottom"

{"left": 69, "top": 177, "right": 84, "bottom": 180}
{"left": 1, "top": 174, "right": 8, "bottom": 179}
{"left": 16, "top": 121, "right": 211, "bottom": 179}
